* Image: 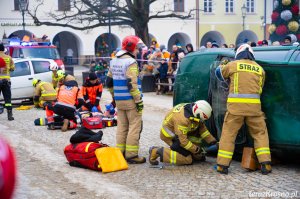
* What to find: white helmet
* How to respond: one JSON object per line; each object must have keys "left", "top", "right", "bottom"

{"left": 192, "top": 100, "right": 212, "bottom": 121}
{"left": 49, "top": 62, "right": 59, "bottom": 71}
{"left": 235, "top": 44, "right": 254, "bottom": 58}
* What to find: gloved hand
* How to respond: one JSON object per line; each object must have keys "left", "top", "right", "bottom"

{"left": 85, "top": 102, "right": 92, "bottom": 111}
{"left": 136, "top": 101, "right": 143, "bottom": 114}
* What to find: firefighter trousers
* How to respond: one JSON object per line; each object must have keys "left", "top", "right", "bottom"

{"left": 159, "top": 133, "right": 194, "bottom": 165}
{"left": 116, "top": 108, "right": 142, "bottom": 159}
{"left": 217, "top": 112, "right": 271, "bottom": 167}
{"left": 0, "top": 80, "right": 12, "bottom": 110}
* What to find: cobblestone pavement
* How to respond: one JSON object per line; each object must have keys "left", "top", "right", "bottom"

{"left": 0, "top": 66, "right": 299, "bottom": 199}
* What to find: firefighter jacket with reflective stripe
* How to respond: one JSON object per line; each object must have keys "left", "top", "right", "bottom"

{"left": 34, "top": 81, "right": 57, "bottom": 101}
{"left": 56, "top": 84, "right": 83, "bottom": 109}
{"left": 52, "top": 73, "right": 60, "bottom": 89}
{"left": 0, "top": 52, "right": 15, "bottom": 80}
{"left": 220, "top": 59, "right": 265, "bottom": 116}
{"left": 58, "top": 74, "right": 76, "bottom": 88}
{"left": 81, "top": 80, "right": 103, "bottom": 106}
{"left": 161, "top": 103, "right": 215, "bottom": 153}
{"left": 108, "top": 55, "right": 142, "bottom": 102}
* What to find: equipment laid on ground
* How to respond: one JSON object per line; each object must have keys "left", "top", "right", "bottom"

{"left": 241, "top": 147, "right": 259, "bottom": 171}
{"left": 64, "top": 142, "right": 108, "bottom": 171}
{"left": 82, "top": 116, "right": 104, "bottom": 129}
{"left": 95, "top": 147, "right": 128, "bottom": 173}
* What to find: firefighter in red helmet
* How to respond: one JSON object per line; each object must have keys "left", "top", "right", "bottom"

{"left": 106, "top": 35, "right": 146, "bottom": 164}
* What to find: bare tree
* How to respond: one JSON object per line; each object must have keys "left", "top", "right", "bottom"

{"left": 28, "top": 0, "right": 193, "bottom": 45}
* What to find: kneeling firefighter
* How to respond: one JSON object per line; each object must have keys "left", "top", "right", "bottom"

{"left": 32, "top": 79, "right": 57, "bottom": 108}
{"left": 56, "top": 70, "right": 76, "bottom": 88}
{"left": 215, "top": 44, "right": 272, "bottom": 175}
{"left": 45, "top": 80, "right": 83, "bottom": 132}
{"left": 149, "top": 100, "right": 218, "bottom": 166}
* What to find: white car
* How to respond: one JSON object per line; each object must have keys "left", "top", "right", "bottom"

{"left": 0, "top": 58, "right": 53, "bottom": 100}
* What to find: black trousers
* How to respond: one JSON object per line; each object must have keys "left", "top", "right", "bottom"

{"left": 53, "top": 104, "right": 77, "bottom": 122}
{"left": 0, "top": 80, "right": 12, "bottom": 110}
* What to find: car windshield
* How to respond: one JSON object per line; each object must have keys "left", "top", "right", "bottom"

{"left": 21, "top": 48, "right": 60, "bottom": 59}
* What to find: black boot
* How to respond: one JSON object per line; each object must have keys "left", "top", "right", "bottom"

{"left": 217, "top": 164, "right": 229, "bottom": 175}
{"left": 7, "top": 109, "right": 14, "bottom": 121}
{"left": 260, "top": 162, "right": 272, "bottom": 175}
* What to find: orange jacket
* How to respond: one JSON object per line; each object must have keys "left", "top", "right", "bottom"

{"left": 56, "top": 81, "right": 83, "bottom": 109}
{"left": 81, "top": 80, "right": 103, "bottom": 106}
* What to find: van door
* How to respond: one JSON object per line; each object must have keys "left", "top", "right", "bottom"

{"left": 10, "top": 60, "right": 33, "bottom": 99}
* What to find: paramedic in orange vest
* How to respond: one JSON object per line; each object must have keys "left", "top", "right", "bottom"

{"left": 80, "top": 72, "right": 103, "bottom": 112}
{"left": 0, "top": 43, "right": 15, "bottom": 121}
{"left": 49, "top": 80, "right": 83, "bottom": 131}
{"left": 106, "top": 35, "right": 145, "bottom": 164}
{"left": 32, "top": 79, "right": 57, "bottom": 108}
{"left": 215, "top": 44, "right": 271, "bottom": 175}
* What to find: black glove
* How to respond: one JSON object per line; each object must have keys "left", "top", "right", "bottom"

{"left": 136, "top": 101, "right": 143, "bottom": 114}
{"left": 170, "top": 136, "right": 191, "bottom": 157}
{"left": 85, "top": 102, "right": 92, "bottom": 111}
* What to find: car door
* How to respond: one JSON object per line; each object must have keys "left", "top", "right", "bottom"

{"left": 10, "top": 60, "right": 34, "bottom": 99}
{"left": 31, "top": 60, "right": 52, "bottom": 83}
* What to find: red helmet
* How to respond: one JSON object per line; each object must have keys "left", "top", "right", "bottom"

{"left": 122, "top": 35, "right": 144, "bottom": 52}
{"left": 0, "top": 138, "right": 17, "bottom": 199}
{"left": 0, "top": 57, "right": 6, "bottom": 68}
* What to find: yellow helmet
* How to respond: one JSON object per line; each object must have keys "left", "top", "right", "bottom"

{"left": 56, "top": 70, "right": 65, "bottom": 80}
{"left": 32, "top": 78, "right": 40, "bottom": 87}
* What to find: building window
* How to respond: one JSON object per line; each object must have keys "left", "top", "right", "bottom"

{"left": 14, "top": 0, "right": 29, "bottom": 11}
{"left": 225, "top": 0, "right": 234, "bottom": 13}
{"left": 174, "top": 0, "right": 184, "bottom": 12}
{"left": 204, "top": 0, "right": 213, "bottom": 13}
{"left": 58, "top": 0, "right": 71, "bottom": 11}
{"left": 246, "top": 0, "right": 255, "bottom": 13}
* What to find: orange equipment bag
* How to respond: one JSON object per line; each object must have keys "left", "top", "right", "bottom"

{"left": 95, "top": 147, "right": 128, "bottom": 173}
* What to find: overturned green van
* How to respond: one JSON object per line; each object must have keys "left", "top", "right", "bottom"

{"left": 173, "top": 46, "right": 300, "bottom": 155}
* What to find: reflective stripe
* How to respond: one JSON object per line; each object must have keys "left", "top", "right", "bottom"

{"left": 163, "top": 113, "right": 173, "bottom": 125}
{"left": 5, "top": 103, "right": 12, "bottom": 106}
{"left": 85, "top": 142, "right": 93, "bottom": 152}
{"left": 170, "top": 150, "right": 177, "bottom": 164}
{"left": 227, "top": 98, "right": 261, "bottom": 104}
{"left": 161, "top": 126, "right": 175, "bottom": 138}
{"left": 0, "top": 75, "right": 10, "bottom": 79}
{"left": 200, "top": 130, "right": 210, "bottom": 139}
{"left": 126, "top": 145, "right": 139, "bottom": 152}
{"left": 55, "top": 102, "right": 76, "bottom": 109}
{"left": 183, "top": 141, "right": 193, "bottom": 150}
{"left": 188, "top": 136, "right": 202, "bottom": 144}
{"left": 116, "top": 144, "right": 125, "bottom": 150}
{"left": 40, "top": 118, "right": 44, "bottom": 125}
{"left": 86, "top": 99, "right": 90, "bottom": 103}
{"left": 255, "top": 147, "right": 270, "bottom": 156}
{"left": 234, "top": 73, "right": 239, "bottom": 94}
{"left": 41, "top": 93, "right": 57, "bottom": 97}
{"left": 96, "top": 97, "right": 101, "bottom": 100}
{"left": 114, "top": 86, "right": 127, "bottom": 90}
{"left": 178, "top": 125, "right": 189, "bottom": 135}
{"left": 130, "top": 89, "right": 140, "bottom": 96}
{"left": 228, "top": 93, "right": 260, "bottom": 99}
{"left": 218, "top": 150, "right": 233, "bottom": 159}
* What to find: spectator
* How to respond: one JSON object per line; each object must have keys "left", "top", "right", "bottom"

{"left": 221, "top": 44, "right": 228, "bottom": 48}
{"left": 151, "top": 38, "right": 160, "bottom": 48}
{"left": 262, "top": 40, "right": 268, "bottom": 46}
{"left": 250, "top": 42, "right": 257, "bottom": 47}
{"left": 257, "top": 40, "right": 263, "bottom": 46}
{"left": 283, "top": 36, "right": 292, "bottom": 45}
{"left": 160, "top": 45, "right": 170, "bottom": 61}
{"left": 229, "top": 44, "right": 235, "bottom": 48}
{"left": 185, "top": 43, "right": 194, "bottom": 54}
{"left": 212, "top": 42, "right": 219, "bottom": 48}
{"left": 206, "top": 41, "right": 212, "bottom": 48}
{"left": 272, "top": 41, "right": 280, "bottom": 46}
{"left": 66, "top": 48, "right": 74, "bottom": 65}
{"left": 89, "top": 60, "right": 97, "bottom": 73}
